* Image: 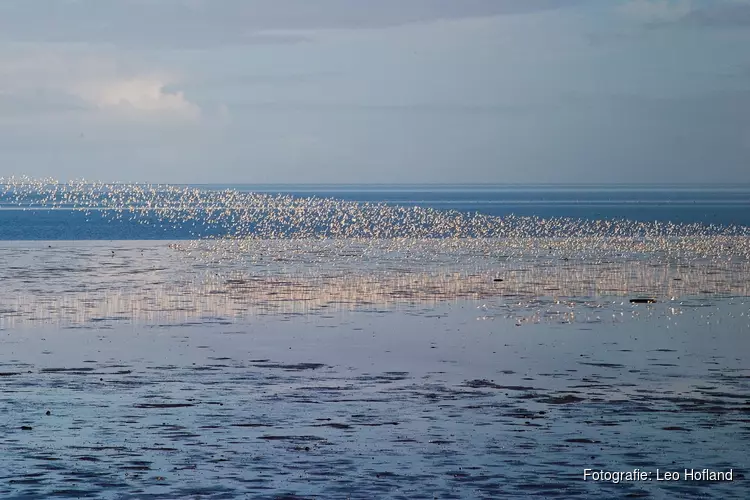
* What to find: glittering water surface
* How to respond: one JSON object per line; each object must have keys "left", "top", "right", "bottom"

{"left": 0, "top": 179, "right": 749, "bottom": 498}
{"left": 0, "top": 238, "right": 749, "bottom": 327}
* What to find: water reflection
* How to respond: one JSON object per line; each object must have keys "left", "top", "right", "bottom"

{"left": 1, "top": 238, "right": 748, "bottom": 327}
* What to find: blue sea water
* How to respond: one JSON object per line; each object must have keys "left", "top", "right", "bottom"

{"left": 1, "top": 183, "right": 749, "bottom": 240}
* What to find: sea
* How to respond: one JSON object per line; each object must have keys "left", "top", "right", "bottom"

{"left": 1, "top": 183, "right": 749, "bottom": 240}
{"left": 1, "top": 181, "right": 748, "bottom": 499}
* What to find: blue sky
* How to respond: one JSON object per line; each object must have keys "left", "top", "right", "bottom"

{"left": 0, "top": 0, "right": 748, "bottom": 183}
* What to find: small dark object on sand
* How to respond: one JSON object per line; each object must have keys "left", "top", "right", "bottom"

{"left": 630, "top": 298, "right": 657, "bottom": 304}
{"left": 20, "top": 426, "right": 33, "bottom": 431}
{"left": 46, "top": 410, "right": 51, "bottom": 416}
{"left": 493, "top": 278, "right": 504, "bottom": 282}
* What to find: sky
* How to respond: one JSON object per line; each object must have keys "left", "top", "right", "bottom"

{"left": 0, "top": 0, "right": 748, "bottom": 184}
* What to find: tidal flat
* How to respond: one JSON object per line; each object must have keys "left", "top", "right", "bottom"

{"left": 0, "top": 240, "right": 748, "bottom": 499}
{"left": 1, "top": 301, "right": 749, "bottom": 498}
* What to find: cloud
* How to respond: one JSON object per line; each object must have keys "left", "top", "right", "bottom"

{"left": 0, "top": 48, "right": 200, "bottom": 121}
{"left": 0, "top": 0, "right": 585, "bottom": 48}
{"left": 74, "top": 77, "right": 200, "bottom": 120}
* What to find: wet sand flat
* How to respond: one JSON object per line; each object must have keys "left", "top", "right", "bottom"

{"left": 1, "top": 299, "right": 749, "bottom": 499}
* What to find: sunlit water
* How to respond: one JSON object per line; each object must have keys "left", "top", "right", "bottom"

{"left": 0, "top": 179, "right": 748, "bottom": 498}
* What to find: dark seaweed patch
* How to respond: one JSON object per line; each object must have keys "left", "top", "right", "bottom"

{"left": 464, "top": 379, "right": 542, "bottom": 391}
{"left": 41, "top": 367, "right": 96, "bottom": 373}
{"left": 538, "top": 395, "right": 585, "bottom": 404}
{"left": 253, "top": 363, "right": 326, "bottom": 371}
{"left": 258, "top": 435, "right": 326, "bottom": 442}
{"left": 314, "top": 423, "right": 352, "bottom": 430}
{"left": 579, "top": 362, "right": 624, "bottom": 369}
{"left": 133, "top": 403, "right": 195, "bottom": 409}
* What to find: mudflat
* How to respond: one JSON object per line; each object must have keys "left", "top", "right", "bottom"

{"left": 1, "top": 297, "right": 748, "bottom": 499}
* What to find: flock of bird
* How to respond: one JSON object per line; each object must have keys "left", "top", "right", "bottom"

{"left": 2, "top": 176, "right": 749, "bottom": 244}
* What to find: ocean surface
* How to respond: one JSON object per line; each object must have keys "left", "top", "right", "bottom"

{"left": 1, "top": 183, "right": 749, "bottom": 240}
{"left": 1, "top": 181, "right": 748, "bottom": 499}
{"left": 2, "top": 300, "right": 748, "bottom": 499}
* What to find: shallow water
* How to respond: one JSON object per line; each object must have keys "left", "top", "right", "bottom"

{"left": 0, "top": 236, "right": 748, "bottom": 498}
{"left": 1, "top": 239, "right": 749, "bottom": 328}
{"left": 0, "top": 301, "right": 748, "bottom": 499}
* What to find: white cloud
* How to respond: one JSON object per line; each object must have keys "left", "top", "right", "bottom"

{"left": 0, "top": 47, "right": 200, "bottom": 121}
{"left": 74, "top": 77, "right": 200, "bottom": 120}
